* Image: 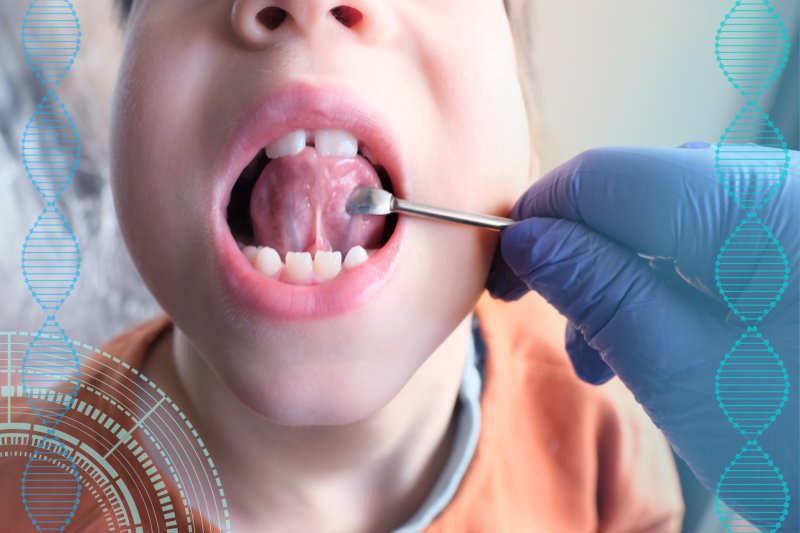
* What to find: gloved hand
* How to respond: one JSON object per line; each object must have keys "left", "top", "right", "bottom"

{"left": 486, "top": 143, "right": 798, "bottom": 529}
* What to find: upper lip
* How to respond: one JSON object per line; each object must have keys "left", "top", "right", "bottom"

{"left": 213, "top": 81, "right": 408, "bottom": 226}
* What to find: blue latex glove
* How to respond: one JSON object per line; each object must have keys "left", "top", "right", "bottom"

{"left": 486, "top": 143, "right": 799, "bottom": 529}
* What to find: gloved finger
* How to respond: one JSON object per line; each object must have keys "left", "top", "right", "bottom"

{"left": 496, "top": 216, "right": 740, "bottom": 377}
{"left": 512, "top": 145, "right": 799, "bottom": 301}
{"left": 487, "top": 223, "right": 695, "bottom": 302}
{"left": 496, "top": 215, "right": 751, "bottom": 486}
{"left": 678, "top": 140, "right": 714, "bottom": 149}
{"left": 496, "top": 217, "right": 661, "bottom": 339}
{"left": 565, "top": 323, "right": 615, "bottom": 385}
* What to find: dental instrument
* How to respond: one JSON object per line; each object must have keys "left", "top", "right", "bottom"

{"left": 345, "top": 187, "right": 514, "bottom": 231}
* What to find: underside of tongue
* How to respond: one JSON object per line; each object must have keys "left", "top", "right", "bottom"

{"left": 249, "top": 148, "right": 386, "bottom": 257}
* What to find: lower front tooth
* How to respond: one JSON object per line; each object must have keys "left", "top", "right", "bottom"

{"left": 314, "top": 251, "right": 343, "bottom": 281}
{"left": 255, "top": 246, "right": 282, "bottom": 277}
{"left": 285, "top": 252, "right": 313, "bottom": 282}
{"left": 344, "top": 246, "right": 369, "bottom": 270}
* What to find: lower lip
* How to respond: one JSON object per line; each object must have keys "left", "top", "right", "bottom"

{"left": 214, "top": 219, "right": 405, "bottom": 321}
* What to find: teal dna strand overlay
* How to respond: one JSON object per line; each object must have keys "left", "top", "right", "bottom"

{"left": 19, "top": 1, "right": 83, "bottom": 530}
{"left": 714, "top": 1, "right": 792, "bottom": 531}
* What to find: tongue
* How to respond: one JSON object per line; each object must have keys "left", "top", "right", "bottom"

{"left": 249, "top": 147, "right": 386, "bottom": 257}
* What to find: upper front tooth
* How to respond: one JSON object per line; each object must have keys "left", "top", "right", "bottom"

{"left": 285, "top": 251, "right": 313, "bottom": 282}
{"left": 266, "top": 130, "right": 307, "bottom": 158}
{"left": 313, "top": 251, "right": 342, "bottom": 281}
{"left": 315, "top": 129, "right": 358, "bottom": 158}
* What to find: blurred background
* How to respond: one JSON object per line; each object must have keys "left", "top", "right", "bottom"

{"left": 0, "top": 2, "right": 797, "bottom": 532}
{"left": 533, "top": 0, "right": 798, "bottom": 170}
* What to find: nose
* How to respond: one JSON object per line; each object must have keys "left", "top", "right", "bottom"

{"left": 231, "top": 0, "right": 393, "bottom": 48}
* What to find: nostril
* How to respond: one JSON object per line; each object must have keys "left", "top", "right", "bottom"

{"left": 330, "top": 6, "right": 363, "bottom": 28}
{"left": 256, "top": 6, "right": 289, "bottom": 30}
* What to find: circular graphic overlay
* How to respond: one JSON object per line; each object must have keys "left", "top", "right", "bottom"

{"left": 0, "top": 331, "right": 232, "bottom": 532}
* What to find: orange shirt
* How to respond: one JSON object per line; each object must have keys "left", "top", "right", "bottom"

{"left": 1, "top": 291, "right": 683, "bottom": 531}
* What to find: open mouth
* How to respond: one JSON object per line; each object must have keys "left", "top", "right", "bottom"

{"left": 226, "top": 128, "right": 398, "bottom": 285}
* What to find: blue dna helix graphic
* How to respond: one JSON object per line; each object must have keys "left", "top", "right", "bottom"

{"left": 714, "top": 1, "right": 792, "bottom": 531}
{"left": 19, "top": 1, "right": 83, "bottom": 530}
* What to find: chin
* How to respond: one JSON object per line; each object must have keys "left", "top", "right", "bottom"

{"left": 222, "top": 346, "right": 409, "bottom": 427}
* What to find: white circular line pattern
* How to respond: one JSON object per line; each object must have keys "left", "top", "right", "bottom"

{"left": 0, "top": 332, "right": 232, "bottom": 532}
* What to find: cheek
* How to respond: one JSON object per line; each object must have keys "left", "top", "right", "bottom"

{"left": 110, "top": 38, "right": 213, "bottom": 310}
{"left": 416, "top": 14, "right": 531, "bottom": 214}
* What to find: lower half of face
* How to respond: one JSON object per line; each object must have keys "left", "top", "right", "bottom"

{"left": 111, "top": 0, "right": 531, "bottom": 426}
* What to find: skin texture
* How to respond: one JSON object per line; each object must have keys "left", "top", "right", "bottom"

{"left": 111, "top": 0, "right": 531, "bottom": 530}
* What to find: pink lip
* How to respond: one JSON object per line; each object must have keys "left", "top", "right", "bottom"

{"left": 211, "top": 82, "right": 409, "bottom": 321}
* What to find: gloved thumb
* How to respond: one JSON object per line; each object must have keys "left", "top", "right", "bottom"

{"left": 565, "top": 323, "right": 615, "bottom": 384}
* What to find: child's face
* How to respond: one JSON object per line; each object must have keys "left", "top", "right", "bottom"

{"left": 111, "top": 0, "right": 531, "bottom": 424}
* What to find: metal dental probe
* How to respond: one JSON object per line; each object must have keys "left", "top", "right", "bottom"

{"left": 346, "top": 187, "right": 514, "bottom": 231}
